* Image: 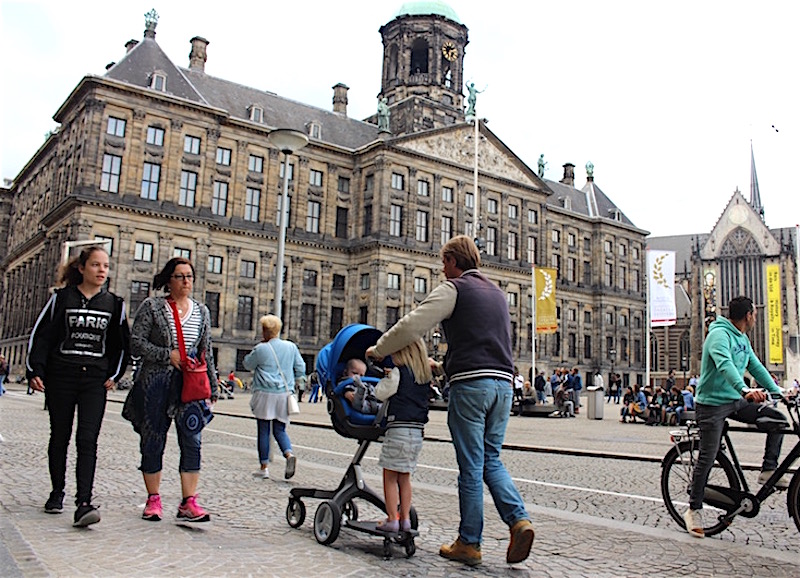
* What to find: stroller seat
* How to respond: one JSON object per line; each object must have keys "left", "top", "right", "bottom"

{"left": 328, "top": 376, "right": 385, "bottom": 441}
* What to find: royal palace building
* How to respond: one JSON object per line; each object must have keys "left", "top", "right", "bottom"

{"left": 0, "top": 4, "right": 649, "bottom": 383}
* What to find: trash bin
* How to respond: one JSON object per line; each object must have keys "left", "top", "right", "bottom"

{"left": 586, "top": 386, "right": 604, "bottom": 420}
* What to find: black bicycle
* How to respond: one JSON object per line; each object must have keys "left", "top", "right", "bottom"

{"left": 661, "top": 393, "right": 800, "bottom": 536}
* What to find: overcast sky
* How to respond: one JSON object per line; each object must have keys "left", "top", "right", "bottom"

{"left": 2, "top": 0, "right": 798, "bottom": 238}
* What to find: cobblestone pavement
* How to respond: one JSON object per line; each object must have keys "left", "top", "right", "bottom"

{"left": 1, "top": 385, "right": 798, "bottom": 577}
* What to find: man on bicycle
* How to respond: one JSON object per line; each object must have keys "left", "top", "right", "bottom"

{"left": 684, "top": 295, "right": 788, "bottom": 538}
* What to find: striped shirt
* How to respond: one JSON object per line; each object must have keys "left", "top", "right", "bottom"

{"left": 166, "top": 301, "right": 202, "bottom": 355}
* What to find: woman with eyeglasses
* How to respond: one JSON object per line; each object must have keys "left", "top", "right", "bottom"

{"left": 129, "top": 257, "right": 218, "bottom": 523}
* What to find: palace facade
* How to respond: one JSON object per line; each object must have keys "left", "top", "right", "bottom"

{"left": 0, "top": 4, "right": 648, "bottom": 384}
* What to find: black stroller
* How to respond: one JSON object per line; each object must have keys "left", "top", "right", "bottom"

{"left": 285, "top": 324, "right": 419, "bottom": 557}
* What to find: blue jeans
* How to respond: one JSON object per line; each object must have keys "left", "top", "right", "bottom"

{"left": 447, "top": 378, "right": 530, "bottom": 545}
{"left": 257, "top": 419, "right": 292, "bottom": 464}
{"left": 689, "top": 398, "right": 786, "bottom": 510}
{"left": 536, "top": 390, "right": 546, "bottom": 404}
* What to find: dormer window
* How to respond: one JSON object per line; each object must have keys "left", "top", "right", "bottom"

{"left": 248, "top": 105, "right": 263, "bottom": 123}
{"left": 150, "top": 71, "right": 167, "bottom": 92}
{"left": 307, "top": 121, "right": 321, "bottom": 139}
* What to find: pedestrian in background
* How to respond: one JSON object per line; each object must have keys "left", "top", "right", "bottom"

{"left": 244, "top": 314, "right": 305, "bottom": 480}
{"left": 27, "top": 246, "right": 130, "bottom": 526}
{"left": 570, "top": 367, "right": 583, "bottom": 414}
{"left": 130, "top": 257, "right": 217, "bottom": 523}
{"left": 0, "top": 354, "right": 9, "bottom": 396}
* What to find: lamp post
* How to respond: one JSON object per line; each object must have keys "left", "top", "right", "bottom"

{"left": 431, "top": 329, "right": 442, "bottom": 361}
{"left": 681, "top": 355, "right": 688, "bottom": 386}
{"left": 268, "top": 129, "right": 308, "bottom": 320}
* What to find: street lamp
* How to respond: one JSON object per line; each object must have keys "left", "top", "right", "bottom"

{"left": 268, "top": 128, "right": 308, "bottom": 320}
{"left": 681, "top": 355, "right": 688, "bottom": 385}
{"left": 431, "top": 329, "right": 442, "bottom": 361}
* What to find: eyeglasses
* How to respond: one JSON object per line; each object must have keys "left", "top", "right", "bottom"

{"left": 171, "top": 274, "right": 194, "bottom": 281}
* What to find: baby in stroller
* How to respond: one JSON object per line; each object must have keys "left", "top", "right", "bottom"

{"left": 340, "top": 359, "right": 382, "bottom": 416}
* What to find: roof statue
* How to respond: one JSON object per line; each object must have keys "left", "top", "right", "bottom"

{"left": 586, "top": 161, "right": 594, "bottom": 178}
{"left": 377, "top": 97, "right": 390, "bottom": 132}
{"left": 144, "top": 8, "right": 159, "bottom": 29}
{"left": 465, "top": 82, "right": 483, "bottom": 118}
{"left": 537, "top": 154, "right": 547, "bottom": 178}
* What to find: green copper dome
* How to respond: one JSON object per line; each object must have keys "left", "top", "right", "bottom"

{"left": 394, "top": 1, "right": 461, "bottom": 24}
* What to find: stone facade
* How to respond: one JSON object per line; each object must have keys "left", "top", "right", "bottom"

{"left": 0, "top": 7, "right": 648, "bottom": 385}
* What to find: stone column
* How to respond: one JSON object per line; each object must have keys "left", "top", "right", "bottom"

{"left": 223, "top": 246, "right": 241, "bottom": 336}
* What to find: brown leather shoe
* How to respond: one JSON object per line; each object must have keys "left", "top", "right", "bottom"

{"left": 439, "top": 537, "right": 482, "bottom": 566}
{"left": 507, "top": 519, "right": 535, "bottom": 564}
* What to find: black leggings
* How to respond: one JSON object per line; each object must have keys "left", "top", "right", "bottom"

{"left": 46, "top": 374, "right": 107, "bottom": 505}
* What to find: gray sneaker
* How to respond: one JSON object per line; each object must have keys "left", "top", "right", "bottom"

{"left": 683, "top": 508, "right": 704, "bottom": 538}
{"left": 758, "top": 470, "right": 790, "bottom": 490}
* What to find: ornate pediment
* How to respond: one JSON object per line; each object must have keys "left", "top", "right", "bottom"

{"left": 700, "top": 191, "right": 780, "bottom": 259}
{"left": 396, "top": 127, "right": 537, "bottom": 186}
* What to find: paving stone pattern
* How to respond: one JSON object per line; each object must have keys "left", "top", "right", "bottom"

{"left": 1, "top": 385, "right": 797, "bottom": 577}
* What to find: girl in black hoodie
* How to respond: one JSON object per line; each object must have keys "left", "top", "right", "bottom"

{"left": 27, "top": 246, "right": 130, "bottom": 527}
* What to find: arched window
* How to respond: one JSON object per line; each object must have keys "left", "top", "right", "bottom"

{"left": 410, "top": 38, "right": 429, "bottom": 74}
{"left": 389, "top": 45, "right": 399, "bottom": 79}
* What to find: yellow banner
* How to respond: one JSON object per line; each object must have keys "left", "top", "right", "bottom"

{"left": 535, "top": 267, "right": 558, "bottom": 334}
{"left": 766, "top": 264, "right": 783, "bottom": 364}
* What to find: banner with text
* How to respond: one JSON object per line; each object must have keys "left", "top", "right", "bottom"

{"left": 647, "top": 250, "right": 677, "bottom": 327}
{"left": 766, "top": 263, "right": 783, "bottom": 365}
{"left": 535, "top": 267, "right": 558, "bottom": 334}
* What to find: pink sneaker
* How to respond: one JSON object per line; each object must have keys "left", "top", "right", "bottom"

{"left": 177, "top": 495, "right": 210, "bottom": 523}
{"left": 142, "top": 494, "right": 162, "bottom": 521}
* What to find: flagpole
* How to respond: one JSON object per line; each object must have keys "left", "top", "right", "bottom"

{"left": 531, "top": 264, "right": 536, "bottom": 377}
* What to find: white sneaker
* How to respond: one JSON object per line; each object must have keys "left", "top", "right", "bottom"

{"left": 253, "top": 468, "right": 269, "bottom": 479}
{"left": 758, "top": 470, "right": 789, "bottom": 490}
{"left": 683, "top": 508, "right": 704, "bottom": 538}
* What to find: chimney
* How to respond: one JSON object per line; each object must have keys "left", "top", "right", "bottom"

{"left": 125, "top": 39, "right": 139, "bottom": 53}
{"left": 560, "top": 163, "right": 575, "bottom": 186}
{"left": 332, "top": 83, "right": 349, "bottom": 115}
{"left": 189, "top": 36, "right": 209, "bottom": 72}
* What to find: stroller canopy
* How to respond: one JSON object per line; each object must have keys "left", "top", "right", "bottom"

{"left": 315, "top": 324, "right": 383, "bottom": 387}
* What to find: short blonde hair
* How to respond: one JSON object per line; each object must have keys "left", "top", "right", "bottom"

{"left": 260, "top": 315, "right": 282, "bottom": 339}
{"left": 441, "top": 235, "right": 480, "bottom": 271}
{"left": 391, "top": 338, "right": 432, "bottom": 384}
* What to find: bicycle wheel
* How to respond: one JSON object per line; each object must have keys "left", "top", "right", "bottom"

{"left": 788, "top": 470, "right": 800, "bottom": 534}
{"left": 661, "top": 441, "right": 740, "bottom": 537}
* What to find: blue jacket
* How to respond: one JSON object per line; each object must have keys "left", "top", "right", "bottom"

{"left": 243, "top": 338, "right": 305, "bottom": 393}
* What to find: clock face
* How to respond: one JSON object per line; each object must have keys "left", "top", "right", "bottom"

{"left": 728, "top": 204, "right": 748, "bottom": 225}
{"left": 442, "top": 41, "right": 458, "bottom": 62}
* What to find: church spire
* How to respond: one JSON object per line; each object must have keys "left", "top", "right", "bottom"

{"left": 750, "top": 141, "right": 764, "bottom": 221}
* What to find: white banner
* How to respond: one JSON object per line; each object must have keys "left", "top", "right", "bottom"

{"left": 647, "top": 249, "right": 676, "bottom": 327}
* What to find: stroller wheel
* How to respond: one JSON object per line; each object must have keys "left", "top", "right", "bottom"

{"left": 409, "top": 506, "right": 419, "bottom": 530}
{"left": 286, "top": 498, "right": 305, "bottom": 528}
{"left": 343, "top": 500, "right": 358, "bottom": 521}
{"left": 313, "top": 501, "right": 341, "bottom": 545}
{"left": 404, "top": 538, "right": 416, "bottom": 558}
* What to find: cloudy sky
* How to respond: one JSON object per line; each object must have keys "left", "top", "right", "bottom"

{"left": 2, "top": 0, "right": 798, "bottom": 238}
